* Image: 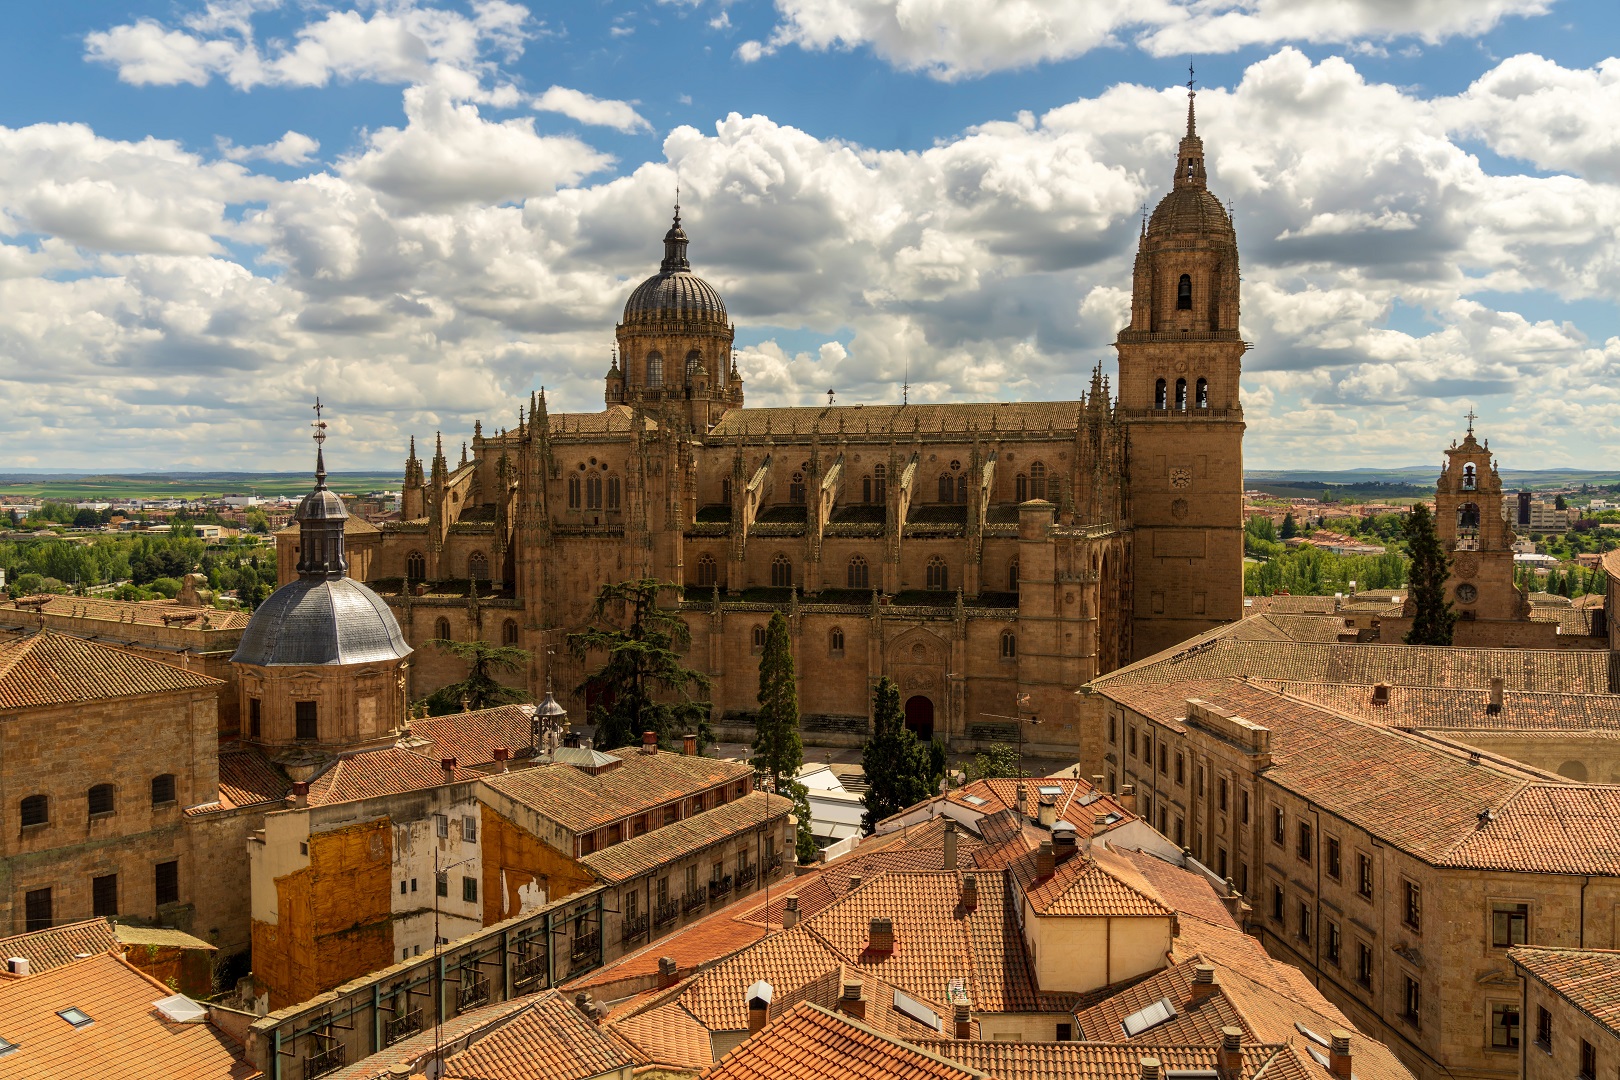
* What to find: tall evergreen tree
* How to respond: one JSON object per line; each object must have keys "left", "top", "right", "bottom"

{"left": 568, "top": 578, "right": 711, "bottom": 751}
{"left": 1280, "top": 513, "right": 1298, "bottom": 540}
{"left": 1403, "top": 502, "right": 1456, "bottom": 646}
{"left": 751, "top": 612, "right": 816, "bottom": 863}
{"left": 423, "top": 639, "right": 531, "bottom": 716}
{"left": 859, "top": 677, "right": 946, "bottom": 833}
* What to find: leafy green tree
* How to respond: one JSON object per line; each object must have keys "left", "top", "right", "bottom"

{"left": 860, "top": 677, "right": 946, "bottom": 833}
{"left": 963, "top": 742, "right": 1024, "bottom": 782}
{"left": 749, "top": 612, "right": 816, "bottom": 862}
{"left": 422, "top": 639, "right": 531, "bottom": 716}
{"left": 72, "top": 509, "right": 100, "bottom": 529}
{"left": 569, "top": 578, "right": 711, "bottom": 752}
{"left": 1279, "top": 513, "right": 1298, "bottom": 540}
{"left": 1403, "top": 503, "right": 1456, "bottom": 646}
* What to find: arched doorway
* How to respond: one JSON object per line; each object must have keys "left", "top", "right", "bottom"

{"left": 904, "top": 696, "right": 935, "bottom": 741}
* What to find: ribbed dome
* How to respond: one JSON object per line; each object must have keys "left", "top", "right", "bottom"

{"left": 232, "top": 577, "right": 411, "bottom": 667}
{"left": 623, "top": 270, "right": 729, "bottom": 325}
{"left": 1146, "top": 186, "right": 1234, "bottom": 243}
{"left": 296, "top": 487, "right": 347, "bottom": 521}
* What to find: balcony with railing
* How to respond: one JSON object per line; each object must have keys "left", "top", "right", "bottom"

{"left": 766, "top": 850, "right": 784, "bottom": 874}
{"left": 305, "top": 1044, "right": 346, "bottom": 1079}
{"left": 457, "top": 972, "right": 490, "bottom": 1011}
{"left": 621, "top": 913, "right": 649, "bottom": 944}
{"left": 682, "top": 890, "right": 707, "bottom": 915}
{"left": 570, "top": 929, "right": 601, "bottom": 967}
{"left": 737, "top": 863, "right": 758, "bottom": 888}
{"left": 513, "top": 949, "right": 547, "bottom": 990}
{"left": 654, "top": 898, "right": 681, "bottom": 927}
{"left": 708, "top": 874, "right": 733, "bottom": 903}
{"left": 383, "top": 1009, "right": 422, "bottom": 1047}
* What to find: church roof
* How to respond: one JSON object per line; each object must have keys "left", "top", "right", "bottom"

{"left": 708, "top": 401, "right": 1087, "bottom": 439}
{"left": 0, "top": 630, "right": 220, "bottom": 709}
{"left": 621, "top": 207, "right": 729, "bottom": 327}
{"left": 230, "top": 576, "right": 411, "bottom": 667}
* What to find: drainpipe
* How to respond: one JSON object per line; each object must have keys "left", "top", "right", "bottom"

{"left": 1580, "top": 876, "right": 1590, "bottom": 947}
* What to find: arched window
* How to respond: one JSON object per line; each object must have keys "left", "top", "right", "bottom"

{"left": 1016, "top": 473, "right": 1028, "bottom": 502}
{"left": 586, "top": 474, "right": 603, "bottom": 510}
{"left": 406, "top": 551, "right": 426, "bottom": 582}
{"left": 20, "top": 794, "right": 48, "bottom": 828}
{"left": 151, "top": 774, "right": 176, "bottom": 806}
{"left": 938, "top": 473, "right": 954, "bottom": 502}
{"left": 721, "top": 478, "right": 732, "bottom": 506}
{"left": 751, "top": 625, "right": 766, "bottom": 652}
{"left": 1462, "top": 463, "right": 1477, "bottom": 490}
{"left": 1177, "top": 274, "right": 1192, "bottom": 310}
{"left": 88, "top": 784, "right": 115, "bottom": 817}
{"left": 1029, "top": 461, "right": 1047, "bottom": 500}
{"left": 1196, "top": 378, "right": 1209, "bottom": 408}
{"left": 1155, "top": 379, "right": 1168, "bottom": 409}
{"left": 606, "top": 476, "right": 621, "bottom": 509}
{"left": 468, "top": 552, "right": 489, "bottom": 581}
{"left": 1458, "top": 503, "right": 1480, "bottom": 531}
{"left": 926, "top": 557, "right": 948, "bottom": 591}
{"left": 872, "top": 464, "right": 887, "bottom": 503}
{"left": 1175, "top": 378, "right": 1188, "bottom": 410}
{"left": 435, "top": 617, "right": 452, "bottom": 640}
{"left": 1008, "top": 559, "right": 1020, "bottom": 591}
{"left": 502, "top": 620, "right": 519, "bottom": 646}
{"left": 1000, "top": 630, "right": 1017, "bottom": 659}
{"left": 789, "top": 473, "right": 806, "bottom": 505}
{"left": 847, "top": 555, "right": 869, "bottom": 590}
{"left": 686, "top": 350, "right": 703, "bottom": 384}
{"left": 770, "top": 554, "right": 792, "bottom": 589}
{"left": 567, "top": 475, "right": 581, "bottom": 509}
{"left": 830, "top": 627, "right": 845, "bottom": 655}
{"left": 694, "top": 554, "right": 716, "bottom": 588}
{"left": 646, "top": 351, "right": 664, "bottom": 387}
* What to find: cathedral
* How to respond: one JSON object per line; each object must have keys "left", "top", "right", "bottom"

{"left": 278, "top": 92, "right": 1247, "bottom": 754}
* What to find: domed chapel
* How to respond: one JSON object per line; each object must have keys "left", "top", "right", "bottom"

{"left": 275, "top": 92, "right": 1246, "bottom": 756}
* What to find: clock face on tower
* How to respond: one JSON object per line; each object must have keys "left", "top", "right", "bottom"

{"left": 1169, "top": 467, "right": 1192, "bottom": 489}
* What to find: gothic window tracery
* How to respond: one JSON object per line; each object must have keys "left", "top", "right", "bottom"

{"left": 646, "top": 352, "right": 664, "bottom": 387}
{"left": 406, "top": 551, "right": 426, "bottom": 581}
{"left": 789, "top": 473, "right": 806, "bottom": 504}
{"left": 468, "top": 551, "right": 489, "bottom": 581}
{"left": 568, "top": 475, "right": 581, "bottom": 510}
{"left": 586, "top": 473, "right": 603, "bottom": 510}
{"left": 1029, "top": 461, "right": 1047, "bottom": 500}
{"left": 1000, "top": 630, "right": 1017, "bottom": 659}
{"left": 926, "top": 556, "right": 948, "bottom": 591}
{"left": 771, "top": 554, "right": 792, "bottom": 588}
{"left": 829, "top": 627, "right": 845, "bottom": 656}
{"left": 607, "top": 476, "right": 621, "bottom": 509}
{"left": 873, "top": 464, "right": 887, "bottom": 503}
{"left": 435, "top": 617, "right": 451, "bottom": 640}
{"left": 1008, "top": 559, "right": 1020, "bottom": 591}
{"left": 848, "top": 555, "right": 869, "bottom": 590}
{"left": 1177, "top": 274, "right": 1193, "bottom": 310}
{"left": 751, "top": 625, "right": 766, "bottom": 651}
{"left": 721, "top": 478, "right": 732, "bottom": 505}
{"left": 696, "top": 554, "right": 717, "bottom": 589}
{"left": 503, "top": 620, "right": 519, "bottom": 645}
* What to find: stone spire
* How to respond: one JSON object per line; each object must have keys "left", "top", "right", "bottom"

{"left": 294, "top": 399, "right": 349, "bottom": 580}
{"left": 431, "top": 432, "right": 448, "bottom": 485}
{"left": 405, "top": 435, "right": 423, "bottom": 488}
{"left": 1175, "top": 72, "right": 1207, "bottom": 190}
{"left": 660, "top": 200, "right": 690, "bottom": 273}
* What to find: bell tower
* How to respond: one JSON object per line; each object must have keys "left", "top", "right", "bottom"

{"left": 1434, "top": 416, "right": 1523, "bottom": 622}
{"left": 1116, "top": 78, "right": 1247, "bottom": 660}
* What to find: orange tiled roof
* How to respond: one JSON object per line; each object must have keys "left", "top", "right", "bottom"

{"left": 1118, "top": 851, "right": 1239, "bottom": 933}
{"left": 324, "top": 997, "right": 533, "bottom": 1079}
{"left": 709, "top": 401, "right": 1085, "bottom": 439}
{"left": 413, "top": 704, "right": 535, "bottom": 769}
{"left": 939, "top": 777, "right": 1136, "bottom": 837}
{"left": 671, "top": 926, "right": 845, "bottom": 1032}
{"left": 582, "top": 791, "right": 792, "bottom": 883}
{"left": 305, "top": 746, "right": 476, "bottom": 806}
{"left": 1268, "top": 680, "right": 1620, "bottom": 735}
{"left": 1442, "top": 785, "right": 1620, "bottom": 873}
{"left": 204, "top": 748, "right": 291, "bottom": 813}
{"left": 0, "top": 630, "right": 220, "bottom": 709}
{"left": 701, "top": 1001, "right": 987, "bottom": 1080}
{"left": 440, "top": 991, "right": 636, "bottom": 1080}
{"left": 0, "top": 951, "right": 257, "bottom": 1079}
{"left": 483, "top": 751, "right": 753, "bottom": 833}
{"left": 1511, "top": 947, "right": 1620, "bottom": 1029}
{"left": 611, "top": 1001, "right": 715, "bottom": 1070}
{"left": 0, "top": 594, "right": 252, "bottom": 632}
{"left": 920, "top": 1040, "right": 1304, "bottom": 1080}
{"left": 0, "top": 918, "right": 118, "bottom": 973}
{"left": 1008, "top": 845, "right": 1174, "bottom": 919}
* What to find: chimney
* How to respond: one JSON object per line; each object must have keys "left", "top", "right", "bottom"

{"left": 1118, "top": 784, "right": 1136, "bottom": 813}
{"left": 1052, "top": 821, "right": 1079, "bottom": 861}
{"left": 746, "top": 981, "right": 773, "bottom": 1035}
{"left": 1036, "top": 840, "right": 1056, "bottom": 879}
{"left": 838, "top": 978, "right": 866, "bottom": 1021}
{"left": 642, "top": 730, "right": 658, "bottom": 754}
{"left": 943, "top": 820, "right": 958, "bottom": 870}
{"left": 1141, "top": 1057, "right": 1162, "bottom": 1080}
{"left": 868, "top": 917, "right": 895, "bottom": 954}
{"left": 574, "top": 991, "right": 592, "bottom": 1015}
{"left": 1371, "top": 683, "right": 1390, "bottom": 706}
{"left": 441, "top": 757, "right": 457, "bottom": 783}
{"left": 1218, "top": 1027, "right": 1243, "bottom": 1080}
{"left": 849, "top": 874, "right": 863, "bottom": 892}
{"left": 1015, "top": 783, "right": 1028, "bottom": 818}
{"left": 960, "top": 873, "right": 979, "bottom": 911}
{"left": 1091, "top": 773, "right": 1105, "bottom": 792}
{"left": 290, "top": 781, "right": 309, "bottom": 809}
{"left": 1037, "top": 793, "right": 1058, "bottom": 828}
{"left": 493, "top": 747, "right": 510, "bottom": 773}
{"left": 682, "top": 733, "right": 698, "bottom": 756}
{"left": 1329, "top": 1030, "right": 1353, "bottom": 1079}
{"left": 657, "top": 957, "right": 678, "bottom": 988}
{"left": 953, "top": 1003, "right": 972, "bottom": 1040}
{"left": 783, "top": 895, "right": 799, "bottom": 930}
{"left": 1190, "top": 963, "right": 1218, "bottom": 1004}
{"left": 1487, "top": 677, "right": 1504, "bottom": 714}
{"left": 5, "top": 957, "right": 29, "bottom": 976}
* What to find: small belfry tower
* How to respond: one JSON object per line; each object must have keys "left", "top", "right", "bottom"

{"left": 1433, "top": 414, "right": 1525, "bottom": 623}
{"left": 1115, "top": 74, "right": 1247, "bottom": 660}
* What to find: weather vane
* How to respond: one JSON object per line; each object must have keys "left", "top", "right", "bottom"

{"left": 1187, "top": 60, "right": 1196, "bottom": 92}
{"left": 312, "top": 397, "right": 327, "bottom": 447}
{"left": 827, "top": 388, "right": 836, "bottom": 407}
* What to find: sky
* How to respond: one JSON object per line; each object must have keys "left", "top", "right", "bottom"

{"left": 0, "top": 0, "right": 1617, "bottom": 473}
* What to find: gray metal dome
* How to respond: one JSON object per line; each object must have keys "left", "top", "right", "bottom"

{"left": 232, "top": 573, "right": 411, "bottom": 667}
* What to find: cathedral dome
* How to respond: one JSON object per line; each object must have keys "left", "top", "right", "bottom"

{"left": 232, "top": 576, "right": 411, "bottom": 667}
{"left": 1145, "top": 186, "right": 1233, "bottom": 244}
{"left": 621, "top": 210, "right": 729, "bottom": 327}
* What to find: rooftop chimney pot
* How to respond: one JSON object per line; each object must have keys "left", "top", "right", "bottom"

{"left": 960, "top": 872, "right": 979, "bottom": 911}
{"left": 657, "top": 956, "right": 678, "bottom": 988}
{"left": 953, "top": 1003, "right": 972, "bottom": 1040}
{"left": 839, "top": 978, "right": 867, "bottom": 1020}
{"left": 943, "top": 819, "right": 958, "bottom": 870}
{"left": 1141, "top": 1056, "right": 1162, "bottom": 1080}
{"left": 1036, "top": 840, "right": 1056, "bottom": 878}
{"left": 1329, "top": 1030, "right": 1353, "bottom": 1079}
{"left": 868, "top": 916, "right": 895, "bottom": 953}
{"left": 290, "top": 781, "right": 309, "bottom": 808}
{"left": 1487, "top": 677, "right": 1504, "bottom": 713}
{"left": 642, "top": 730, "right": 658, "bottom": 754}
{"left": 1191, "top": 963, "right": 1219, "bottom": 1004}
{"left": 682, "top": 733, "right": 698, "bottom": 756}
{"left": 783, "top": 895, "right": 800, "bottom": 930}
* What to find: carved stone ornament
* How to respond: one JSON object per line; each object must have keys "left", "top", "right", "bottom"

{"left": 1171, "top": 498, "right": 1190, "bottom": 520}
{"left": 1454, "top": 553, "right": 1479, "bottom": 579}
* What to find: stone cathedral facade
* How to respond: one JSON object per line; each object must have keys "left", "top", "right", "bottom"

{"left": 279, "top": 94, "right": 1246, "bottom": 754}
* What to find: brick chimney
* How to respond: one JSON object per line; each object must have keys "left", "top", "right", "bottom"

{"left": 1091, "top": 774, "right": 1105, "bottom": 792}
{"left": 493, "top": 747, "right": 510, "bottom": 773}
{"left": 1118, "top": 784, "right": 1136, "bottom": 813}
{"left": 868, "top": 917, "right": 895, "bottom": 954}
{"left": 1218, "top": 1027, "right": 1243, "bottom": 1080}
{"left": 1487, "top": 677, "right": 1504, "bottom": 714}
{"left": 746, "top": 981, "right": 773, "bottom": 1035}
{"left": 849, "top": 874, "right": 863, "bottom": 892}
{"left": 657, "top": 956, "right": 678, "bottom": 988}
{"left": 1329, "top": 1030, "right": 1353, "bottom": 1079}
{"left": 1140, "top": 1057, "right": 1161, "bottom": 1080}
{"left": 1036, "top": 840, "right": 1056, "bottom": 879}
{"left": 642, "top": 731, "right": 658, "bottom": 755}
{"left": 953, "top": 1003, "right": 972, "bottom": 1040}
{"left": 783, "top": 895, "right": 799, "bottom": 930}
{"left": 838, "top": 978, "right": 866, "bottom": 1021}
{"left": 441, "top": 757, "right": 457, "bottom": 783}
{"left": 1052, "top": 821, "right": 1078, "bottom": 861}
{"left": 682, "top": 733, "right": 698, "bottom": 756}
{"left": 960, "top": 872, "right": 979, "bottom": 911}
{"left": 290, "top": 781, "right": 309, "bottom": 809}
{"left": 1190, "top": 963, "right": 1218, "bottom": 1004}
{"left": 1015, "top": 782, "right": 1028, "bottom": 818}
{"left": 943, "top": 819, "right": 958, "bottom": 870}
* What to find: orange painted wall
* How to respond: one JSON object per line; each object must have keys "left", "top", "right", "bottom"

{"left": 480, "top": 804, "right": 595, "bottom": 926}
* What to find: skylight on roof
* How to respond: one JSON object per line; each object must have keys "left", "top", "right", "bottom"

{"left": 1078, "top": 792, "right": 1101, "bottom": 806}
{"left": 962, "top": 795, "right": 987, "bottom": 806}
{"left": 57, "top": 1008, "right": 92, "bottom": 1029}
{"left": 1120, "top": 997, "right": 1177, "bottom": 1037}
{"left": 893, "top": 989, "right": 942, "bottom": 1031}
{"left": 1037, "top": 785, "right": 1063, "bottom": 797}
{"left": 1296, "top": 1022, "right": 1329, "bottom": 1047}
{"left": 0, "top": 1036, "right": 17, "bottom": 1058}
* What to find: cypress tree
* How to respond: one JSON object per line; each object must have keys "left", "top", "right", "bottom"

{"left": 1404, "top": 502, "right": 1456, "bottom": 646}
{"left": 751, "top": 611, "right": 817, "bottom": 863}
{"left": 860, "top": 677, "right": 945, "bottom": 833}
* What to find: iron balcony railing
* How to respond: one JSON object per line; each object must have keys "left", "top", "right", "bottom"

{"left": 513, "top": 950, "right": 547, "bottom": 989}
{"left": 305, "top": 1045, "right": 346, "bottom": 1079}
{"left": 708, "top": 874, "right": 733, "bottom": 902}
{"left": 682, "top": 890, "right": 707, "bottom": 915}
{"left": 654, "top": 899, "right": 681, "bottom": 927}
{"left": 570, "top": 930, "right": 601, "bottom": 964}
{"left": 457, "top": 973, "right": 490, "bottom": 1011}
{"left": 737, "top": 864, "right": 758, "bottom": 888}
{"left": 621, "top": 913, "right": 649, "bottom": 943}
{"left": 383, "top": 1009, "right": 422, "bottom": 1047}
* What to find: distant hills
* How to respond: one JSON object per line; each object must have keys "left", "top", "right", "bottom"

{"left": 0, "top": 472, "right": 403, "bottom": 501}
{"left": 1246, "top": 466, "right": 1620, "bottom": 502}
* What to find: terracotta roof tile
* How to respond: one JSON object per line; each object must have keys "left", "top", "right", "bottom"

{"left": 1511, "top": 947, "right": 1620, "bottom": 1030}
{"left": 543, "top": 405, "right": 659, "bottom": 436}
{"left": 440, "top": 991, "right": 636, "bottom": 1080}
{"left": 1270, "top": 681, "right": 1620, "bottom": 735}
{"left": 611, "top": 1001, "right": 715, "bottom": 1069}
{"left": 921, "top": 1040, "right": 1305, "bottom": 1080}
{"left": 1442, "top": 785, "right": 1620, "bottom": 873}
{"left": 582, "top": 792, "right": 792, "bottom": 883}
{"left": 413, "top": 704, "right": 536, "bottom": 769}
{"left": 323, "top": 996, "right": 532, "bottom": 1079}
{"left": 484, "top": 751, "right": 753, "bottom": 834}
{"left": 0, "top": 951, "right": 257, "bottom": 1079}
{"left": 1118, "top": 851, "right": 1240, "bottom": 932}
{"left": 675, "top": 927, "right": 845, "bottom": 1031}
{"left": 702, "top": 1001, "right": 987, "bottom": 1080}
{"left": 939, "top": 777, "right": 1136, "bottom": 837}
{"left": 0, "top": 630, "right": 220, "bottom": 709}
{"left": 0, "top": 918, "right": 118, "bottom": 973}
{"left": 306, "top": 746, "right": 476, "bottom": 806}
{"left": 709, "top": 401, "right": 1085, "bottom": 439}
{"left": 1008, "top": 846, "right": 1174, "bottom": 918}
{"left": 0, "top": 595, "right": 252, "bottom": 632}
{"left": 200, "top": 748, "right": 291, "bottom": 813}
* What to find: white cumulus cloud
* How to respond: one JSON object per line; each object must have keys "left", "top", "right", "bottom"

{"left": 534, "top": 86, "right": 653, "bottom": 134}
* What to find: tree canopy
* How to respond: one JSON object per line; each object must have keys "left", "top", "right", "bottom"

{"left": 859, "top": 676, "right": 947, "bottom": 833}
{"left": 422, "top": 638, "right": 531, "bottom": 716}
{"left": 1403, "top": 502, "right": 1456, "bottom": 646}
{"left": 750, "top": 611, "right": 817, "bottom": 864}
